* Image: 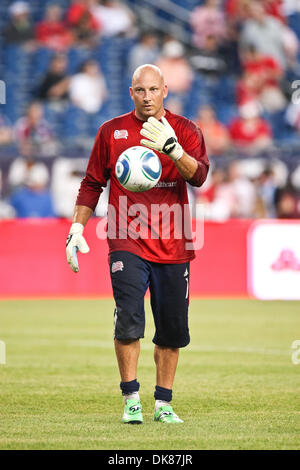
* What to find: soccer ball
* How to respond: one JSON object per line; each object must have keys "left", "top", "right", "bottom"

{"left": 115, "top": 146, "right": 162, "bottom": 192}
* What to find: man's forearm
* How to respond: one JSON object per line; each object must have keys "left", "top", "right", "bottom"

{"left": 73, "top": 205, "right": 93, "bottom": 226}
{"left": 174, "top": 152, "right": 198, "bottom": 181}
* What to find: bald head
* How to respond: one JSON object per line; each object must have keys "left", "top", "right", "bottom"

{"left": 130, "top": 64, "right": 167, "bottom": 121}
{"left": 132, "top": 64, "right": 164, "bottom": 87}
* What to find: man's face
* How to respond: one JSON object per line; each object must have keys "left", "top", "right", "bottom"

{"left": 130, "top": 68, "right": 168, "bottom": 121}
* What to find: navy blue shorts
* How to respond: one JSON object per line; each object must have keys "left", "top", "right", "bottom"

{"left": 109, "top": 251, "right": 190, "bottom": 348}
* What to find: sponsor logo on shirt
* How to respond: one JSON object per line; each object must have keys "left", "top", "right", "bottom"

{"left": 114, "top": 129, "right": 128, "bottom": 139}
{"left": 155, "top": 181, "right": 177, "bottom": 188}
{"left": 112, "top": 261, "right": 124, "bottom": 273}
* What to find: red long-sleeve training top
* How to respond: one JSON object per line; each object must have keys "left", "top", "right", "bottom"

{"left": 76, "top": 109, "right": 209, "bottom": 263}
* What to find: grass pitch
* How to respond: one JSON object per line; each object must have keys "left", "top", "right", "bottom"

{"left": 0, "top": 298, "right": 299, "bottom": 450}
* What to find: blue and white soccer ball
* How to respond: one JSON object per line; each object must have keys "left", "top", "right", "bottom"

{"left": 115, "top": 146, "right": 162, "bottom": 192}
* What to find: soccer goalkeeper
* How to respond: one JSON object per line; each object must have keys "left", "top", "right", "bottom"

{"left": 66, "top": 64, "right": 209, "bottom": 424}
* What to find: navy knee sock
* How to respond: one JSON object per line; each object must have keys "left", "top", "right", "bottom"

{"left": 120, "top": 379, "right": 140, "bottom": 396}
{"left": 154, "top": 385, "right": 172, "bottom": 402}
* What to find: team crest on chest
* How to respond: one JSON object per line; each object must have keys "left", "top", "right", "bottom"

{"left": 114, "top": 129, "right": 128, "bottom": 140}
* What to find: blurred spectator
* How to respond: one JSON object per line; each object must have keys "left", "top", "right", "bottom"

{"left": 285, "top": 101, "right": 300, "bottom": 133}
{"left": 196, "top": 168, "right": 232, "bottom": 220}
{"left": 155, "top": 40, "right": 194, "bottom": 94}
{"left": 240, "top": 0, "right": 298, "bottom": 69}
{"left": 3, "top": 1, "right": 34, "bottom": 45}
{"left": 9, "top": 164, "right": 55, "bottom": 217}
{"left": 0, "top": 199, "right": 15, "bottom": 219}
{"left": 127, "top": 31, "right": 159, "bottom": 74}
{"left": 197, "top": 162, "right": 258, "bottom": 219}
{"left": 190, "top": 0, "right": 226, "bottom": 49}
{"left": 0, "top": 115, "right": 13, "bottom": 146}
{"left": 69, "top": 60, "right": 107, "bottom": 113}
{"left": 227, "top": 0, "right": 286, "bottom": 24}
{"left": 199, "top": 161, "right": 258, "bottom": 219}
{"left": 190, "top": 34, "right": 227, "bottom": 78}
{"left": 51, "top": 157, "right": 109, "bottom": 217}
{"left": 218, "top": 22, "right": 241, "bottom": 76}
{"left": 275, "top": 182, "right": 300, "bottom": 218}
{"left": 91, "top": 0, "right": 136, "bottom": 37}
{"left": 0, "top": 170, "right": 15, "bottom": 219}
{"left": 14, "top": 102, "right": 56, "bottom": 155}
{"left": 66, "top": 0, "right": 97, "bottom": 27}
{"left": 66, "top": 0, "right": 100, "bottom": 47}
{"left": 225, "top": 0, "right": 251, "bottom": 25}
{"left": 35, "top": 3, "right": 73, "bottom": 51}
{"left": 74, "top": 10, "right": 100, "bottom": 47}
{"left": 51, "top": 158, "right": 85, "bottom": 217}
{"left": 237, "top": 45, "right": 287, "bottom": 113}
{"left": 228, "top": 101, "right": 273, "bottom": 153}
{"left": 37, "top": 53, "right": 70, "bottom": 105}
{"left": 262, "top": 0, "right": 286, "bottom": 23}
{"left": 8, "top": 156, "right": 48, "bottom": 188}
{"left": 256, "top": 167, "right": 277, "bottom": 217}
{"left": 227, "top": 160, "right": 258, "bottom": 217}
{"left": 197, "top": 167, "right": 226, "bottom": 204}
{"left": 196, "top": 105, "right": 231, "bottom": 155}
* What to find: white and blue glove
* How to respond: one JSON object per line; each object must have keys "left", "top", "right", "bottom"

{"left": 140, "top": 116, "right": 184, "bottom": 162}
{"left": 66, "top": 222, "right": 90, "bottom": 273}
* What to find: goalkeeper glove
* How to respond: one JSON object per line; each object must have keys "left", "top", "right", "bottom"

{"left": 140, "top": 116, "right": 183, "bottom": 161}
{"left": 66, "top": 222, "right": 90, "bottom": 273}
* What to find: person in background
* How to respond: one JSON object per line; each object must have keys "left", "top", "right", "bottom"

{"left": 37, "top": 53, "right": 70, "bottom": 105}
{"left": 256, "top": 168, "right": 277, "bottom": 217}
{"left": 262, "top": 0, "right": 286, "bottom": 24}
{"left": 155, "top": 40, "right": 194, "bottom": 95}
{"left": 275, "top": 182, "right": 300, "bottom": 218}
{"left": 8, "top": 150, "right": 49, "bottom": 189}
{"left": 190, "top": 34, "right": 227, "bottom": 79}
{"left": 51, "top": 158, "right": 86, "bottom": 218}
{"left": 239, "top": 0, "right": 295, "bottom": 70}
{"left": 0, "top": 170, "right": 16, "bottom": 219}
{"left": 238, "top": 45, "right": 287, "bottom": 113}
{"left": 66, "top": 0, "right": 98, "bottom": 29}
{"left": 0, "top": 114, "right": 13, "bottom": 146}
{"left": 190, "top": 0, "right": 226, "bottom": 49}
{"left": 69, "top": 60, "right": 107, "bottom": 113}
{"left": 196, "top": 166, "right": 237, "bottom": 220}
{"left": 225, "top": 0, "right": 251, "bottom": 26}
{"left": 196, "top": 105, "right": 231, "bottom": 155}
{"left": 197, "top": 167, "right": 226, "bottom": 205}
{"left": 74, "top": 9, "right": 100, "bottom": 47}
{"left": 35, "top": 3, "right": 73, "bottom": 51}
{"left": 127, "top": 31, "right": 159, "bottom": 75}
{"left": 198, "top": 162, "right": 257, "bottom": 219}
{"left": 9, "top": 164, "right": 55, "bottom": 218}
{"left": 285, "top": 101, "right": 300, "bottom": 135}
{"left": 91, "top": 0, "right": 136, "bottom": 37}
{"left": 228, "top": 101, "right": 273, "bottom": 153}
{"left": 14, "top": 101, "right": 55, "bottom": 155}
{"left": 226, "top": 160, "right": 257, "bottom": 218}
{"left": 66, "top": 0, "right": 100, "bottom": 47}
{"left": 3, "top": 1, "right": 35, "bottom": 45}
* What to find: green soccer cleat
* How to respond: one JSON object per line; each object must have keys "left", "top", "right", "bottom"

{"left": 153, "top": 404, "right": 184, "bottom": 423}
{"left": 122, "top": 399, "right": 143, "bottom": 424}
